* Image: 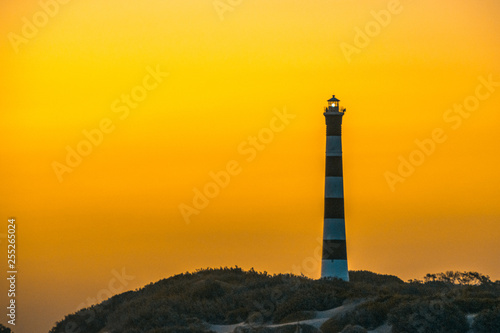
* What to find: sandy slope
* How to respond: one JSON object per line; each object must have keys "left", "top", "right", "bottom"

{"left": 208, "top": 299, "right": 391, "bottom": 333}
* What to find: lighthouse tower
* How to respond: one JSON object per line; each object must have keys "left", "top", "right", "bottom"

{"left": 321, "top": 95, "right": 349, "bottom": 281}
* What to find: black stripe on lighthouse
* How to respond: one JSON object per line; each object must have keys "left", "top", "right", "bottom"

{"left": 326, "top": 118, "right": 342, "bottom": 136}
{"left": 324, "top": 198, "right": 344, "bottom": 218}
{"left": 323, "top": 239, "right": 347, "bottom": 260}
{"left": 325, "top": 156, "right": 343, "bottom": 177}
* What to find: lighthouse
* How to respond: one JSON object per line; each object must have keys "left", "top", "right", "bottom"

{"left": 321, "top": 95, "right": 349, "bottom": 281}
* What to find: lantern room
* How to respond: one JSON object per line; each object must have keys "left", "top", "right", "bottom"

{"left": 325, "top": 95, "right": 346, "bottom": 113}
{"left": 327, "top": 95, "right": 340, "bottom": 110}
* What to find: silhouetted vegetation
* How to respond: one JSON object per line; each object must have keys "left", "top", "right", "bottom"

{"left": 339, "top": 325, "right": 367, "bottom": 333}
{"left": 472, "top": 306, "right": 500, "bottom": 333}
{"left": 0, "top": 324, "right": 11, "bottom": 333}
{"left": 423, "top": 271, "right": 492, "bottom": 285}
{"left": 49, "top": 267, "right": 500, "bottom": 333}
{"left": 388, "top": 300, "right": 468, "bottom": 333}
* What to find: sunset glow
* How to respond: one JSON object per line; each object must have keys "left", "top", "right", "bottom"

{"left": 1, "top": 0, "right": 500, "bottom": 332}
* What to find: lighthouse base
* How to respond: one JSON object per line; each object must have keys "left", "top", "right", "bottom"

{"left": 321, "top": 259, "right": 349, "bottom": 281}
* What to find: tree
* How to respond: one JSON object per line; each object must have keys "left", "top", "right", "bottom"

{"left": 424, "top": 271, "right": 491, "bottom": 285}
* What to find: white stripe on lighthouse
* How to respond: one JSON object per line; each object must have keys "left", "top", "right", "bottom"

{"left": 325, "top": 177, "right": 344, "bottom": 198}
{"left": 323, "top": 218, "right": 346, "bottom": 240}
{"left": 321, "top": 260, "right": 349, "bottom": 281}
{"left": 326, "top": 136, "right": 342, "bottom": 156}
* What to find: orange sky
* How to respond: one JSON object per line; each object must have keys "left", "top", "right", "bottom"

{"left": 1, "top": 0, "right": 500, "bottom": 332}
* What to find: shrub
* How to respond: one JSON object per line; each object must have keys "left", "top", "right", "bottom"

{"left": 277, "top": 311, "right": 315, "bottom": 324}
{"left": 339, "top": 296, "right": 410, "bottom": 330}
{"left": 274, "top": 324, "right": 320, "bottom": 333}
{"left": 340, "top": 325, "right": 367, "bottom": 333}
{"left": 472, "top": 306, "right": 500, "bottom": 333}
{"left": 192, "top": 279, "right": 226, "bottom": 299}
{"left": 123, "top": 329, "right": 142, "bottom": 333}
{"left": 0, "top": 324, "right": 11, "bottom": 333}
{"left": 226, "top": 307, "right": 250, "bottom": 323}
{"left": 454, "top": 297, "right": 499, "bottom": 313}
{"left": 349, "top": 271, "right": 404, "bottom": 285}
{"left": 320, "top": 314, "right": 351, "bottom": 333}
{"left": 388, "top": 300, "right": 468, "bottom": 333}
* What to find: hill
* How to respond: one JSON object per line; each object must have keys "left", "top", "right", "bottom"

{"left": 48, "top": 268, "right": 500, "bottom": 333}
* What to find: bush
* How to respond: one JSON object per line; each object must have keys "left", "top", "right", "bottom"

{"left": 346, "top": 299, "right": 388, "bottom": 329}
{"left": 277, "top": 311, "right": 315, "bottom": 324}
{"left": 472, "top": 306, "right": 500, "bottom": 333}
{"left": 123, "top": 329, "right": 142, "bottom": 333}
{"left": 0, "top": 324, "right": 11, "bottom": 333}
{"left": 388, "top": 300, "right": 468, "bottom": 333}
{"left": 234, "top": 327, "right": 274, "bottom": 333}
{"left": 329, "top": 296, "right": 410, "bottom": 330}
{"left": 274, "top": 324, "right": 320, "bottom": 333}
{"left": 192, "top": 279, "right": 226, "bottom": 299}
{"left": 349, "top": 271, "right": 404, "bottom": 285}
{"left": 454, "top": 297, "right": 499, "bottom": 313}
{"left": 340, "top": 325, "right": 367, "bottom": 333}
{"left": 320, "top": 314, "right": 351, "bottom": 333}
{"left": 273, "top": 290, "right": 341, "bottom": 324}
{"left": 226, "top": 307, "right": 249, "bottom": 323}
